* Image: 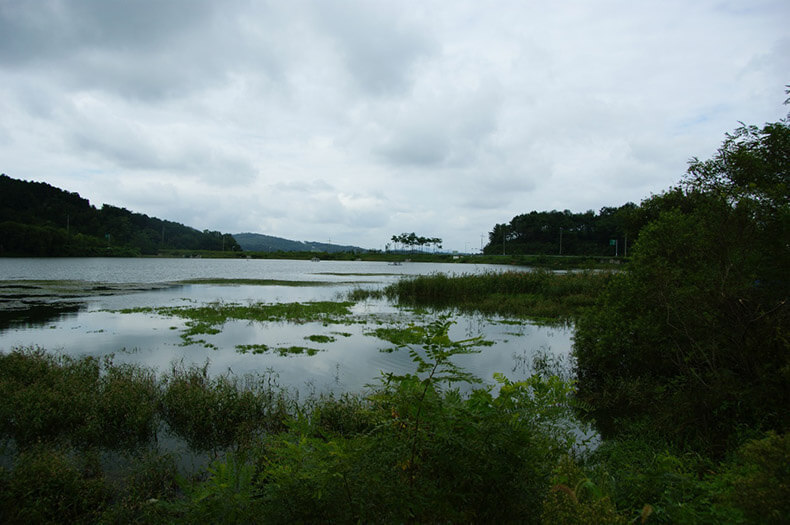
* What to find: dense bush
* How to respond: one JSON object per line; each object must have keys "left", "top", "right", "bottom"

{"left": 573, "top": 117, "right": 790, "bottom": 453}
{"left": 0, "top": 349, "right": 158, "bottom": 449}
{"left": 161, "top": 362, "right": 291, "bottom": 453}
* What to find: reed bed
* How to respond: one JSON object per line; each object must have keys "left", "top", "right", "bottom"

{"left": 381, "top": 269, "right": 613, "bottom": 321}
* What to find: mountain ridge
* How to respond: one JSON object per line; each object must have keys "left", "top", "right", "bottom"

{"left": 232, "top": 232, "right": 368, "bottom": 253}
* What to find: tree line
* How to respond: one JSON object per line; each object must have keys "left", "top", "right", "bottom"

{"left": 484, "top": 204, "right": 651, "bottom": 256}
{"left": 388, "top": 232, "right": 442, "bottom": 252}
{"left": 0, "top": 174, "right": 240, "bottom": 256}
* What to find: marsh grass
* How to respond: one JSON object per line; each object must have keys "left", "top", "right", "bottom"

{"left": 0, "top": 348, "right": 159, "bottom": 450}
{"left": 364, "top": 269, "right": 613, "bottom": 322}
{"left": 161, "top": 362, "right": 292, "bottom": 454}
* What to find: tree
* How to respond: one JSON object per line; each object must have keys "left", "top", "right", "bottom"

{"left": 573, "top": 113, "right": 790, "bottom": 454}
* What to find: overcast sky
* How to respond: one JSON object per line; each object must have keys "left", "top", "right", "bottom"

{"left": 1, "top": 1, "right": 787, "bottom": 251}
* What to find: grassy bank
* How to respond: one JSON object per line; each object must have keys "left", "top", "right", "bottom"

{"left": 1, "top": 344, "right": 783, "bottom": 523}
{"left": 358, "top": 269, "right": 613, "bottom": 322}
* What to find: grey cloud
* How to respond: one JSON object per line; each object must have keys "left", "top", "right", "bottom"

{"left": 0, "top": 0, "right": 291, "bottom": 102}
{"left": 311, "top": 1, "right": 437, "bottom": 96}
{"left": 375, "top": 85, "right": 501, "bottom": 168}
{"left": 0, "top": 0, "right": 213, "bottom": 65}
{"left": 273, "top": 179, "right": 335, "bottom": 193}
{"left": 68, "top": 119, "right": 256, "bottom": 186}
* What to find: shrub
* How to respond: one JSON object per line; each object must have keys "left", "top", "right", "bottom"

{"left": 0, "top": 446, "right": 109, "bottom": 524}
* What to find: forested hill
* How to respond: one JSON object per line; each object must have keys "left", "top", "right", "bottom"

{"left": 233, "top": 232, "right": 367, "bottom": 254}
{"left": 0, "top": 174, "right": 240, "bottom": 256}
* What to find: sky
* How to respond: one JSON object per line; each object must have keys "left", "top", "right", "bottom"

{"left": 0, "top": 1, "right": 788, "bottom": 252}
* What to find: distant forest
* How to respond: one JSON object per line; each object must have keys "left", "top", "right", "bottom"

{"left": 233, "top": 232, "right": 366, "bottom": 254}
{"left": 484, "top": 203, "right": 659, "bottom": 256}
{"left": 0, "top": 174, "right": 240, "bottom": 256}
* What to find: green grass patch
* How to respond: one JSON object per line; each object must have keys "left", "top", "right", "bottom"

{"left": 305, "top": 334, "right": 336, "bottom": 344}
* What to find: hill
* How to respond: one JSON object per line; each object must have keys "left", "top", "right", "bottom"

{"left": 0, "top": 174, "right": 240, "bottom": 256}
{"left": 233, "top": 232, "right": 367, "bottom": 254}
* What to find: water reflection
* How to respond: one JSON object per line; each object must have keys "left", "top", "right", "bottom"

{"left": 0, "top": 260, "right": 571, "bottom": 396}
{"left": 0, "top": 302, "right": 85, "bottom": 331}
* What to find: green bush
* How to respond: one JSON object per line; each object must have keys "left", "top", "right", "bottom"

{"left": 574, "top": 117, "right": 790, "bottom": 452}
{"left": 729, "top": 432, "right": 790, "bottom": 524}
{"left": 0, "top": 349, "right": 160, "bottom": 450}
{"left": 161, "top": 363, "right": 290, "bottom": 453}
{"left": 0, "top": 446, "right": 109, "bottom": 524}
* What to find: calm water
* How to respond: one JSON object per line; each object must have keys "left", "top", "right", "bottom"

{"left": 0, "top": 258, "right": 572, "bottom": 395}
{"left": 0, "top": 257, "right": 510, "bottom": 283}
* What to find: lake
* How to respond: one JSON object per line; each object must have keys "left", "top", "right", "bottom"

{"left": 0, "top": 257, "right": 573, "bottom": 396}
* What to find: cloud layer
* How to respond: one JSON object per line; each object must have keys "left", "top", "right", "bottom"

{"left": 1, "top": 0, "right": 788, "bottom": 250}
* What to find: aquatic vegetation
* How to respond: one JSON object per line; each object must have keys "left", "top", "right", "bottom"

{"left": 117, "top": 300, "right": 356, "bottom": 348}
{"left": 348, "top": 269, "right": 611, "bottom": 324}
{"left": 235, "top": 343, "right": 323, "bottom": 356}
{"left": 178, "top": 278, "right": 337, "bottom": 286}
{"left": 274, "top": 346, "right": 322, "bottom": 356}
{"left": 304, "top": 334, "right": 336, "bottom": 343}
{"left": 235, "top": 343, "right": 270, "bottom": 354}
{"left": 367, "top": 325, "right": 426, "bottom": 346}
{"left": 352, "top": 269, "right": 611, "bottom": 322}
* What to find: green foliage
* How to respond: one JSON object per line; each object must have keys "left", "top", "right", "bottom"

{"left": 728, "top": 432, "right": 790, "bottom": 524}
{"left": 485, "top": 204, "right": 640, "bottom": 256}
{"left": 584, "top": 434, "right": 744, "bottom": 524}
{"left": 541, "top": 456, "right": 629, "bottom": 524}
{"left": 247, "top": 318, "right": 583, "bottom": 523}
{"left": 574, "top": 116, "right": 790, "bottom": 453}
{"left": 0, "top": 445, "right": 109, "bottom": 524}
{"left": 165, "top": 452, "right": 258, "bottom": 523}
